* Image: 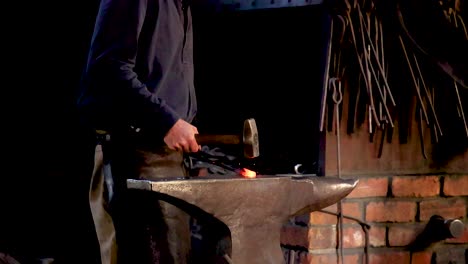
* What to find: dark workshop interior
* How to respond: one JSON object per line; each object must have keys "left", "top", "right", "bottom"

{"left": 2, "top": 0, "right": 467, "bottom": 263}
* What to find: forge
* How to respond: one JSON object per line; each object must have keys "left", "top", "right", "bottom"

{"left": 127, "top": 175, "right": 358, "bottom": 264}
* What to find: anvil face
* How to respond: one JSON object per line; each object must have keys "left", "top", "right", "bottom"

{"left": 127, "top": 175, "right": 358, "bottom": 264}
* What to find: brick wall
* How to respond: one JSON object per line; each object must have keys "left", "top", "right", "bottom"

{"left": 278, "top": 42, "right": 468, "bottom": 262}
{"left": 280, "top": 174, "right": 468, "bottom": 264}
{"left": 281, "top": 92, "right": 468, "bottom": 262}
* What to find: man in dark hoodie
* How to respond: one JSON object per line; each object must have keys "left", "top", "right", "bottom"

{"left": 77, "top": 0, "right": 200, "bottom": 262}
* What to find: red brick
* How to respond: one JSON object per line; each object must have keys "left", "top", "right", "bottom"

{"left": 369, "top": 251, "right": 410, "bottom": 264}
{"left": 419, "top": 198, "right": 466, "bottom": 221}
{"left": 343, "top": 225, "right": 365, "bottom": 248}
{"left": 342, "top": 202, "right": 363, "bottom": 224}
{"left": 411, "top": 251, "right": 432, "bottom": 264}
{"left": 446, "top": 225, "right": 468, "bottom": 243}
{"left": 347, "top": 177, "right": 388, "bottom": 198}
{"left": 311, "top": 202, "right": 362, "bottom": 225}
{"left": 369, "top": 225, "right": 386, "bottom": 247}
{"left": 308, "top": 226, "right": 336, "bottom": 249}
{"left": 310, "top": 204, "right": 338, "bottom": 225}
{"left": 392, "top": 176, "right": 440, "bottom": 197}
{"left": 388, "top": 225, "right": 424, "bottom": 246}
{"left": 300, "top": 253, "right": 360, "bottom": 264}
{"left": 309, "top": 211, "right": 336, "bottom": 225}
{"left": 443, "top": 175, "right": 468, "bottom": 196}
{"left": 280, "top": 225, "right": 309, "bottom": 248}
{"left": 366, "top": 201, "right": 417, "bottom": 222}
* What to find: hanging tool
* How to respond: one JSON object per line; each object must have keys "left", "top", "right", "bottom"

{"left": 330, "top": 77, "right": 345, "bottom": 264}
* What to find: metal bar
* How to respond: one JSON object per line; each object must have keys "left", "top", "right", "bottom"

{"left": 363, "top": 45, "right": 395, "bottom": 127}
{"left": 356, "top": 5, "right": 396, "bottom": 106}
{"left": 454, "top": 81, "right": 468, "bottom": 137}
{"left": 320, "top": 17, "right": 334, "bottom": 132}
{"left": 354, "top": 12, "right": 381, "bottom": 128}
{"left": 412, "top": 53, "right": 443, "bottom": 136}
{"left": 398, "top": 35, "right": 431, "bottom": 125}
{"left": 331, "top": 78, "right": 344, "bottom": 264}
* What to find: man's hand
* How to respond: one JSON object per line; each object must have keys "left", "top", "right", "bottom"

{"left": 164, "top": 119, "right": 200, "bottom": 153}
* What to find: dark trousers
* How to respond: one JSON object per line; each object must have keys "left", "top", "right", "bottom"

{"left": 89, "top": 132, "right": 192, "bottom": 264}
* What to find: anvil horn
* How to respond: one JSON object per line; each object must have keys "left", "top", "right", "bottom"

{"left": 128, "top": 176, "right": 358, "bottom": 264}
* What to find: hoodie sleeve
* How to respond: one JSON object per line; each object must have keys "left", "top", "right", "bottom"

{"left": 86, "top": 0, "right": 179, "bottom": 135}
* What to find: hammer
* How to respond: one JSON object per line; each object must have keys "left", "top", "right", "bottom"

{"left": 195, "top": 118, "right": 260, "bottom": 158}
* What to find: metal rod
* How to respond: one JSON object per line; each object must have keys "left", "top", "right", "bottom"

{"left": 417, "top": 102, "right": 428, "bottom": 159}
{"left": 346, "top": 11, "right": 380, "bottom": 128}
{"left": 320, "top": 17, "right": 334, "bottom": 132}
{"left": 398, "top": 35, "right": 431, "bottom": 125}
{"left": 357, "top": 11, "right": 382, "bottom": 128}
{"left": 332, "top": 79, "right": 344, "bottom": 264}
{"left": 357, "top": 5, "right": 396, "bottom": 106}
{"left": 363, "top": 44, "right": 395, "bottom": 127}
{"left": 453, "top": 81, "right": 468, "bottom": 137}
{"left": 412, "top": 53, "right": 443, "bottom": 136}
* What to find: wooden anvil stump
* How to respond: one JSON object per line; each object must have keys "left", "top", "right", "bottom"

{"left": 127, "top": 175, "right": 358, "bottom": 264}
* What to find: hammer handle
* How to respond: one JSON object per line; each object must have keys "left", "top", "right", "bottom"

{"left": 195, "top": 134, "right": 241, "bottom": 145}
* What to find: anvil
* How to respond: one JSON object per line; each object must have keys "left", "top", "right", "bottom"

{"left": 127, "top": 175, "right": 358, "bottom": 264}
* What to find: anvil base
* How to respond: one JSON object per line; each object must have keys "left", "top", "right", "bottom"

{"left": 127, "top": 175, "right": 358, "bottom": 264}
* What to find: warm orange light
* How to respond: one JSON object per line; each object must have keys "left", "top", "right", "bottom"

{"left": 240, "top": 168, "right": 256, "bottom": 178}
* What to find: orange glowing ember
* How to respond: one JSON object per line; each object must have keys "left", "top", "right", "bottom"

{"left": 240, "top": 168, "right": 256, "bottom": 178}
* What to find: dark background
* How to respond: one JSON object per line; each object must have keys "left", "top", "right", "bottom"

{"left": 192, "top": 5, "right": 328, "bottom": 174}
{"left": 2, "top": 0, "right": 102, "bottom": 261}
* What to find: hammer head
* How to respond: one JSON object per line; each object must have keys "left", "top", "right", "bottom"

{"left": 243, "top": 118, "right": 260, "bottom": 158}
